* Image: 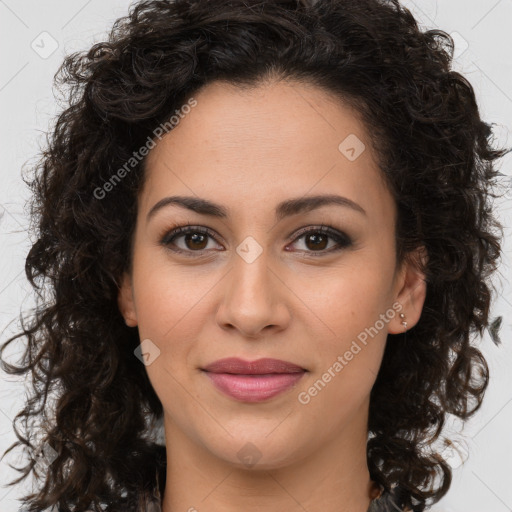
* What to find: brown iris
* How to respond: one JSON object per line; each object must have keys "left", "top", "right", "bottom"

{"left": 185, "top": 232, "right": 208, "bottom": 250}
{"left": 304, "top": 232, "right": 328, "bottom": 251}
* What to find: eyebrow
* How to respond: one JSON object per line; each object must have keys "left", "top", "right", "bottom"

{"left": 146, "top": 194, "right": 367, "bottom": 224}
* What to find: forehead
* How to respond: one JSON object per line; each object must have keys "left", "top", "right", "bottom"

{"left": 141, "top": 79, "right": 394, "bottom": 224}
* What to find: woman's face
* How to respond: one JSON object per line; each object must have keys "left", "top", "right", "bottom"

{"left": 118, "top": 79, "right": 426, "bottom": 470}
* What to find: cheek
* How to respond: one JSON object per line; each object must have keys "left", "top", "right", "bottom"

{"left": 131, "top": 250, "right": 219, "bottom": 342}
{"left": 294, "top": 257, "right": 395, "bottom": 341}
{"left": 294, "top": 270, "right": 391, "bottom": 421}
{"left": 131, "top": 258, "right": 212, "bottom": 415}
{"left": 129, "top": 260, "right": 222, "bottom": 410}
{"left": 290, "top": 253, "right": 395, "bottom": 398}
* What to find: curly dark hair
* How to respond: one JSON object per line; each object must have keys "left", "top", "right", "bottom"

{"left": 0, "top": 0, "right": 509, "bottom": 511}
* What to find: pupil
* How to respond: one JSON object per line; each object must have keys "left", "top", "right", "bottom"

{"left": 187, "top": 233, "right": 207, "bottom": 249}
{"left": 307, "top": 233, "right": 327, "bottom": 250}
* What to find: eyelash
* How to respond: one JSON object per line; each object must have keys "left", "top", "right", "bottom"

{"left": 159, "top": 224, "right": 353, "bottom": 257}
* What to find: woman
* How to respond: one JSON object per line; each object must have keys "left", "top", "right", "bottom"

{"left": 0, "top": 0, "right": 508, "bottom": 511}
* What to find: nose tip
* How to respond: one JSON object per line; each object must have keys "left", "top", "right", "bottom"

{"left": 215, "top": 255, "right": 291, "bottom": 338}
{"left": 233, "top": 323, "right": 279, "bottom": 339}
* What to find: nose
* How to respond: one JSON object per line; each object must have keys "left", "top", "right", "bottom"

{"left": 215, "top": 248, "right": 291, "bottom": 338}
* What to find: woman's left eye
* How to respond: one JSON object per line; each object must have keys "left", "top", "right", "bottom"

{"left": 289, "top": 225, "right": 353, "bottom": 255}
{"left": 160, "top": 225, "right": 352, "bottom": 256}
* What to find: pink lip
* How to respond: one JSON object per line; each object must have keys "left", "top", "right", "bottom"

{"left": 201, "top": 358, "right": 306, "bottom": 402}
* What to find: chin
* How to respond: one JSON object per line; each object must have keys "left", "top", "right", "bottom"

{"left": 203, "top": 431, "right": 306, "bottom": 471}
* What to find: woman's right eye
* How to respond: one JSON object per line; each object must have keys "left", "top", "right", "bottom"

{"left": 160, "top": 226, "right": 223, "bottom": 256}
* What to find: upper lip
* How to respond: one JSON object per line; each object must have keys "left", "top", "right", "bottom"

{"left": 202, "top": 358, "right": 306, "bottom": 374}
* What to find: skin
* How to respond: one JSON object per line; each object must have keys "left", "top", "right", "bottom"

{"left": 118, "top": 79, "right": 427, "bottom": 512}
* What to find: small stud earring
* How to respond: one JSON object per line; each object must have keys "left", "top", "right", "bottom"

{"left": 399, "top": 312, "right": 408, "bottom": 331}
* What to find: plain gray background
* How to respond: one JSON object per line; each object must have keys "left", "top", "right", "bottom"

{"left": 0, "top": 1, "right": 511, "bottom": 511}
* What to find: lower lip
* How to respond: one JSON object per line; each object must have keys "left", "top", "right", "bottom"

{"left": 203, "top": 371, "right": 306, "bottom": 402}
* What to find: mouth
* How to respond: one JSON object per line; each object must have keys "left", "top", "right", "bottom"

{"left": 201, "top": 358, "right": 307, "bottom": 403}
{"left": 202, "top": 357, "right": 306, "bottom": 375}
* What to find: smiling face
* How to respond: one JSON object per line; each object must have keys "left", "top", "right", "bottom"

{"left": 118, "top": 79, "right": 426, "bottom": 474}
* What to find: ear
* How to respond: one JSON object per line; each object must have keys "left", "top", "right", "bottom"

{"left": 388, "top": 246, "right": 428, "bottom": 334}
{"left": 117, "top": 271, "right": 138, "bottom": 327}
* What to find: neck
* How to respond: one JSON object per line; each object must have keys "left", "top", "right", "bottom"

{"left": 161, "top": 406, "right": 376, "bottom": 512}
